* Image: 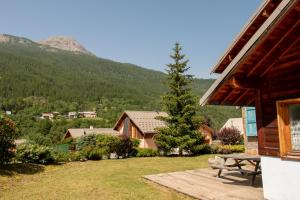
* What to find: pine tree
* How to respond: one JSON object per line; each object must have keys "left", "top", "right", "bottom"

{"left": 155, "top": 43, "right": 204, "bottom": 156}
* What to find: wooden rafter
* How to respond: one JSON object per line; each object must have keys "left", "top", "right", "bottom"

{"left": 260, "top": 27, "right": 300, "bottom": 77}
{"left": 248, "top": 20, "right": 300, "bottom": 76}
{"left": 220, "top": 89, "right": 235, "bottom": 105}
{"left": 233, "top": 89, "right": 249, "bottom": 106}
{"left": 229, "top": 76, "right": 259, "bottom": 89}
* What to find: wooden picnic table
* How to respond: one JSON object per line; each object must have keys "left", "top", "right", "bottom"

{"left": 212, "top": 154, "right": 261, "bottom": 186}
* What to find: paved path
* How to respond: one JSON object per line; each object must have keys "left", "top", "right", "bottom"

{"left": 144, "top": 168, "right": 264, "bottom": 200}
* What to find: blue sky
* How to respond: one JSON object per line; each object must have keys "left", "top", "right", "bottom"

{"left": 1, "top": 0, "right": 261, "bottom": 78}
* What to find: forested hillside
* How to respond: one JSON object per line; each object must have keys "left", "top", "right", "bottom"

{"left": 0, "top": 34, "right": 241, "bottom": 144}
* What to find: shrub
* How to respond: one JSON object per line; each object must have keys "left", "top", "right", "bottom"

{"left": 76, "top": 134, "right": 97, "bottom": 150}
{"left": 16, "top": 143, "right": 55, "bottom": 164}
{"left": 79, "top": 145, "right": 107, "bottom": 160}
{"left": 210, "top": 144, "right": 245, "bottom": 154}
{"left": 0, "top": 116, "right": 18, "bottom": 165}
{"left": 135, "top": 148, "right": 159, "bottom": 157}
{"left": 216, "top": 127, "right": 242, "bottom": 145}
{"left": 190, "top": 144, "right": 211, "bottom": 155}
{"left": 115, "top": 137, "right": 134, "bottom": 158}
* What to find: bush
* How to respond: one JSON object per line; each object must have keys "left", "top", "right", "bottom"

{"left": 16, "top": 143, "right": 55, "bottom": 164}
{"left": 190, "top": 144, "right": 211, "bottom": 155}
{"left": 0, "top": 116, "right": 18, "bottom": 165}
{"left": 135, "top": 148, "right": 159, "bottom": 157}
{"left": 210, "top": 144, "right": 245, "bottom": 154}
{"left": 76, "top": 134, "right": 97, "bottom": 150}
{"left": 216, "top": 127, "right": 242, "bottom": 145}
{"left": 80, "top": 146, "right": 106, "bottom": 160}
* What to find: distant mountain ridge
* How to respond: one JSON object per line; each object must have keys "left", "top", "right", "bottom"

{"left": 0, "top": 34, "right": 240, "bottom": 128}
{"left": 38, "top": 36, "right": 93, "bottom": 55}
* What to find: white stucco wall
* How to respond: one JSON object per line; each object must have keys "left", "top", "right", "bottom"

{"left": 261, "top": 156, "right": 300, "bottom": 200}
{"left": 222, "top": 118, "right": 244, "bottom": 135}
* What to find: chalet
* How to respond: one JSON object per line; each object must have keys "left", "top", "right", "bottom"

{"left": 113, "top": 111, "right": 213, "bottom": 149}
{"left": 199, "top": 124, "right": 214, "bottom": 145}
{"left": 113, "top": 111, "right": 167, "bottom": 149}
{"left": 64, "top": 126, "right": 118, "bottom": 139}
{"left": 200, "top": 0, "right": 300, "bottom": 199}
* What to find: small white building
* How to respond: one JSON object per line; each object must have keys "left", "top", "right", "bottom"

{"left": 68, "top": 112, "right": 77, "bottom": 119}
{"left": 221, "top": 118, "right": 244, "bottom": 135}
{"left": 78, "top": 111, "right": 97, "bottom": 118}
{"left": 40, "top": 113, "right": 54, "bottom": 120}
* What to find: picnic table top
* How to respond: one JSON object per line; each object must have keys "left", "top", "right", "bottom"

{"left": 218, "top": 154, "right": 261, "bottom": 162}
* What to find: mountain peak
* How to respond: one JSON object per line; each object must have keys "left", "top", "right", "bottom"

{"left": 38, "top": 36, "right": 93, "bottom": 55}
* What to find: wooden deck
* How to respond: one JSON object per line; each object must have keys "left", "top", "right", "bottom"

{"left": 144, "top": 168, "right": 264, "bottom": 200}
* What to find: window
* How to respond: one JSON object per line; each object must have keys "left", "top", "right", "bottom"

{"left": 288, "top": 105, "right": 300, "bottom": 151}
{"left": 277, "top": 98, "right": 300, "bottom": 160}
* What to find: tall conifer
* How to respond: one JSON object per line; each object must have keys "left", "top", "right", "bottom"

{"left": 155, "top": 43, "right": 204, "bottom": 156}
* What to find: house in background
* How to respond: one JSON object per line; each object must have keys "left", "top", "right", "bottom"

{"left": 40, "top": 112, "right": 54, "bottom": 120}
{"left": 113, "top": 111, "right": 167, "bottom": 149}
{"left": 199, "top": 124, "right": 214, "bottom": 145}
{"left": 221, "top": 117, "right": 244, "bottom": 135}
{"left": 68, "top": 112, "right": 77, "bottom": 119}
{"left": 5, "top": 111, "right": 12, "bottom": 115}
{"left": 114, "top": 111, "right": 214, "bottom": 149}
{"left": 200, "top": 0, "right": 300, "bottom": 199}
{"left": 64, "top": 126, "right": 118, "bottom": 140}
{"left": 78, "top": 111, "right": 97, "bottom": 118}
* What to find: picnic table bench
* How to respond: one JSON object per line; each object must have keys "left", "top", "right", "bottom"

{"left": 209, "top": 154, "right": 261, "bottom": 186}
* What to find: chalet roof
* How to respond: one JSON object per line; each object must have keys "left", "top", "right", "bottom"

{"left": 65, "top": 128, "right": 118, "bottom": 138}
{"left": 211, "top": 0, "right": 281, "bottom": 74}
{"left": 200, "top": 0, "right": 300, "bottom": 106}
{"left": 114, "top": 111, "right": 167, "bottom": 134}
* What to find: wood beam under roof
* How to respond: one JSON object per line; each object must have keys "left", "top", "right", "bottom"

{"left": 229, "top": 76, "right": 260, "bottom": 90}
{"left": 261, "top": 36, "right": 300, "bottom": 77}
{"left": 248, "top": 19, "right": 300, "bottom": 76}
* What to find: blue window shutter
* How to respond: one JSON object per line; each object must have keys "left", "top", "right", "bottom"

{"left": 245, "top": 107, "right": 257, "bottom": 136}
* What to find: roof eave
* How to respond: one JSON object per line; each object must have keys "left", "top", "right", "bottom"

{"left": 201, "top": 0, "right": 293, "bottom": 106}
{"left": 210, "top": 0, "right": 280, "bottom": 74}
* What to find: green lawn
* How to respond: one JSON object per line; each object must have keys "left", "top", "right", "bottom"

{"left": 0, "top": 155, "right": 213, "bottom": 200}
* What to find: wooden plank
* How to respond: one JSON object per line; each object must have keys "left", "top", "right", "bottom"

{"left": 249, "top": 20, "right": 300, "bottom": 76}
{"left": 261, "top": 35, "right": 300, "bottom": 77}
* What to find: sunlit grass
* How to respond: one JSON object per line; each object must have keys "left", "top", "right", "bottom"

{"left": 0, "top": 155, "right": 213, "bottom": 200}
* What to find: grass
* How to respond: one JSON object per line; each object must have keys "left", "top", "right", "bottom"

{"left": 0, "top": 155, "right": 213, "bottom": 200}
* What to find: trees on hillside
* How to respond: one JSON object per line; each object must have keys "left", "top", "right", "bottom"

{"left": 155, "top": 43, "right": 204, "bottom": 156}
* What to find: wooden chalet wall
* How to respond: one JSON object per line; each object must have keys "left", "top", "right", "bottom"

{"left": 256, "top": 38, "right": 300, "bottom": 156}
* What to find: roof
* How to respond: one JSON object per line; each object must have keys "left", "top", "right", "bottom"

{"left": 114, "top": 111, "right": 168, "bottom": 134}
{"left": 200, "top": 0, "right": 300, "bottom": 106}
{"left": 221, "top": 118, "right": 244, "bottom": 135}
{"left": 211, "top": 0, "right": 281, "bottom": 73}
{"left": 65, "top": 128, "right": 118, "bottom": 138}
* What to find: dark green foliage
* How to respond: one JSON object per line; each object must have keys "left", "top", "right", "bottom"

{"left": 0, "top": 115, "right": 18, "bottom": 164}
{"left": 217, "top": 127, "right": 242, "bottom": 145}
{"left": 80, "top": 146, "right": 105, "bottom": 160}
{"left": 155, "top": 43, "right": 205, "bottom": 156}
{"left": 0, "top": 35, "right": 241, "bottom": 146}
{"left": 190, "top": 143, "right": 212, "bottom": 155}
{"left": 135, "top": 148, "right": 159, "bottom": 157}
{"left": 75, "top": 134, "right": 139, "bottom": 159}
{"left": 16, "top": 143, "right": 55, "bottom": 164}
{"left": 210, "top": 144, "right": 245, "bottom": 154}
{"left": 76, "top": 134, "right": 97, "bottom": 150}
